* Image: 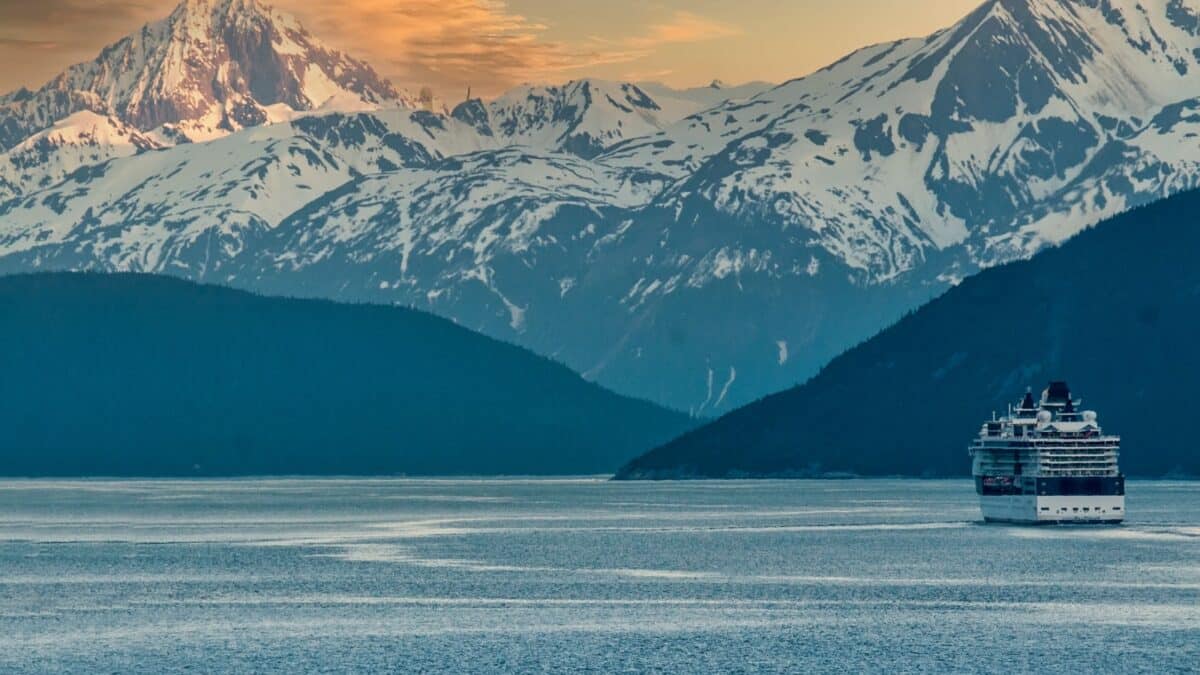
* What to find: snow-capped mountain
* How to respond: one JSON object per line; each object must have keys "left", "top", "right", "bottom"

{"left": 607, "top": 0, "right": 1200, "bottom": 282}
{"left": 4, "top": 0, "right": 1200, "bottom": 415}
{"left": 481, "top": 80, "right": 702, "bottom": 158}
{"left": 0, "top": 112, "right": 163, "bottom": 202}
{"left": 442, "top": 78, "right": 762, "bottom": 159}
{"left": 0, "top": 0, "right": 407, "bottom": 150}
{"left": 0, "top": 109, "right": 491, "bottom": 276}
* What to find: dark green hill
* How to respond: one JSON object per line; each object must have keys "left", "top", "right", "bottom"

{"left": 617, "top": 190, "right": 1200, "bottom": 479}
{"left": 0, "top": 273, "right": 693, "bottom": 476}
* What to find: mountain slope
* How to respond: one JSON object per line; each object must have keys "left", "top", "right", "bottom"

{"left": 616, "top": 188, "right": 1200, "bottom": 479}
{"left": 0, "top": 112, "right": 163, "bottom": 202}
{"left": 241, "top": 148, "right": 670, "bottom": 335}
{"left": 485, "top": 80, "right": 674, "bottom": 158}
{"left": 8, "top": 0, "right": 1200, "bottom": 417}
{"left": 461, "top": 79, "right": 763, "bottom": 159}
{"left": 247, "top": 0, "right": 1200, "bottom": 415}
{"left": 0, "top": 0, "right": 405, "bottom": 150}
{"left": 0, "top": 109, "right": 490, "bottom": 277}
{"left": 0, "top": 273, "right": 694, "bottom": 477}
{"left": 559, "top": 0, "right": 1200, "bottom": 411}
{"left": 605, "top": 0, "right": 1200, "bottom": 282}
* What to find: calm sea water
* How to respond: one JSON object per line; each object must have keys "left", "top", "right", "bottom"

{"left": 1, "top": 479, "right": 1198, "bottom": 673}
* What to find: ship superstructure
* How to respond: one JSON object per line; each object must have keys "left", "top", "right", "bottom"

{"left": 969, "top": 382, "right": 1124, "bottom": 524}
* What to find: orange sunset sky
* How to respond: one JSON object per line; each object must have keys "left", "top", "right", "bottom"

{"left": 0, "top": 0, "right": 982, "bottom": 98}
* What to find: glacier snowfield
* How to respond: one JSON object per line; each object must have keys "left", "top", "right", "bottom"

{"left": 1, "top": 479, "right": 1198, "bottom": 673}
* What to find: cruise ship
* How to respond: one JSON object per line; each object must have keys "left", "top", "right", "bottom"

{"left": 969, "top": 382, "right": 1125, "bottom": 524}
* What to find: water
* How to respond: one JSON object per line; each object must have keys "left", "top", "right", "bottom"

{"left": 1, "top": 479, "right": 1198, "bottom": 673}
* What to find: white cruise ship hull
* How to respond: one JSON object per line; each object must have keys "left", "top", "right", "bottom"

{"left": 979, "top": 495, "right": 1125, "bottom": 525}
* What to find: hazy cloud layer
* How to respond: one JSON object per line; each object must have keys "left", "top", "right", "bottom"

{"left": 0, "top": 0, "right": 741, "bottom": 98}
{"left": 289, "top": 2, "right": 742, "bottom": 97}
{"left": 0, "top": 0, "right": 165, "bottom": 92}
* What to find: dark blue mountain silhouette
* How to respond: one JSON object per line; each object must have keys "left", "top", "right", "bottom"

{"left": 0, "top": 273, "right": 693, "bottom": 476}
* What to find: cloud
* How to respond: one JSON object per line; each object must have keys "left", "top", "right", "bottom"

{"left": 284, "top": 0, "right": 602, "bottom": 97}
{"left": 0, "top": 38, "right": 62, "bottom": 49}
{"left": 285, "top": 0, "right": 737, "bottom": 97}
{"left": 621, "top": 68, "right": 676, "bottom": 83}
{"left": 0, "top": 0, "right": 742, "bottom": 99}
{"left": 0, "top": 0, "right": 157, "bottom": 24}
{"left": 625, "top": 11, "right": 743, "bottom": 49}
{"left": 0, "top": 0, "right": 166, "bottom": 92}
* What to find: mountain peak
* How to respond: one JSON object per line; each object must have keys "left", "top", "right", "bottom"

{"left": 0, "top": 0, "right": 405, "bottom": 150}
{"left": 176, "top": 0, "right": 261, "bottom": 11}
{"left": 168, "top": 0, "right": 288, "bottom": 33}
{"left": 485, "top": 79, "right": 670, "bottom": 158}
{"left": 173, "top": 0, "right": 269, "bottom": 18}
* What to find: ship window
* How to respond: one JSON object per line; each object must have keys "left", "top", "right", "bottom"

{"left": 1040, "top": 507, "right": 1050, "bottom": 511}
{"left": 1113, "top": 507, "right": 1121, "bottom": 511}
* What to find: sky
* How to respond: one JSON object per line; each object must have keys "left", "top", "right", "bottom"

{"left": 0, "top": 0, "right": 983, "bottom": 98}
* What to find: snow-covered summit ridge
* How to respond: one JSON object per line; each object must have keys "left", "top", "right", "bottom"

{"left": 476, "top": 79, "right": 764, "bottom": 158}
{"left": 0, "top": 0, "right": 408, "bottom": 149}
{"left": 602, "top": 0, "right": 1200, "bottom": 282}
